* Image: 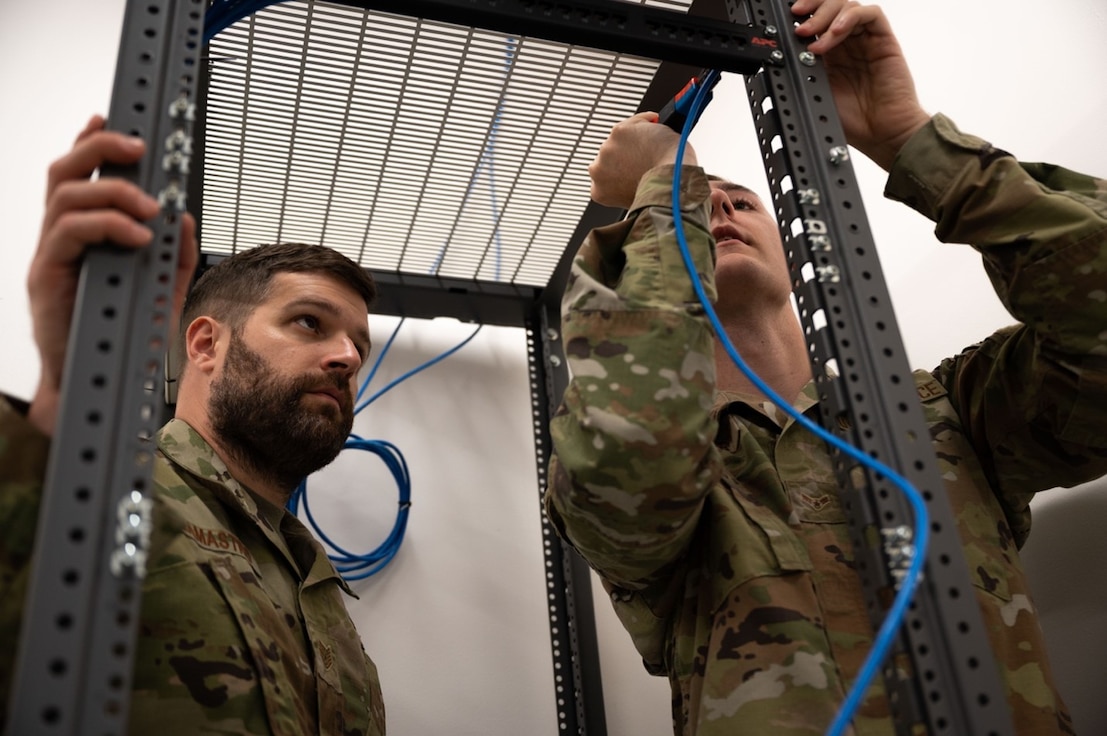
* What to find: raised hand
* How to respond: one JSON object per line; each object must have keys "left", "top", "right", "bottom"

{"left": 27, "top": 115, "right": 198, "bottom": 435}
{"left": 588, "top": 111, "right": 700, "bottom": 209}
{"left": 792, "top": 0, "right": 932, "bottom": 170}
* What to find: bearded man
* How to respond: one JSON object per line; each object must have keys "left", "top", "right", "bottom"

{"left": 0, "top": 116, "right": 386, "bottom": 735}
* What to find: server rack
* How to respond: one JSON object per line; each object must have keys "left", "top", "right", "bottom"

{"left": 8, "top": 0, "right": 1014, "bottom": 734}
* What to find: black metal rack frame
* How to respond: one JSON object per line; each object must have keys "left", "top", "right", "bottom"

{"left": 8, "top": 0, "right": 1016, "bottom": 734}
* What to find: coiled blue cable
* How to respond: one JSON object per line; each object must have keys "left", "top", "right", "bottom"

{"left": 290, "top": 435, "right": 411, "bottom": 580}
{"left": 672, "top": 69, "right": 929, "bottom": 736}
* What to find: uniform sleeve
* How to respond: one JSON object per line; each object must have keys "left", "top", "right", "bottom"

{"left": 544, "top": 165, "right": 723, "bottom": 588}
{"left": 0, "top": 395, "right": 51, "bottom": 723}
{"left": 886, "top": 114, "right": 1107, "bottom": 544}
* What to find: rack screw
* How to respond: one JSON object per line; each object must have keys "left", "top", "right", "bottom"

{"left": 799, "top": 51, "right": 816, "bottom": 66}
{"left": 809, "top": 235, "right": 831, "bottom": 251}
{"left": 798, "top": 188, "right": 821, "bottom": 205}
{"left": 828, "top": 146, "right": 850, "bottom": 165}
{"left": 764, "top": 25, "right": 778, "bottom": 36}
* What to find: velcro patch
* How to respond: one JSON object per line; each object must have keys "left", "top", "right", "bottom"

{"left": 916, "top": 376, "right": 948, "bottom": 401}
{"left": 183, "top": 522, "right": 252, "bottom": 561}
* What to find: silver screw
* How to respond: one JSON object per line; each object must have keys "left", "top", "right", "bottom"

{"left": 764, "top": 25, "right": 778, "bottom": 36}
{"left": 110, "top": 546, "right": 147, "bottom": 579}
{"left": 799, "top": 51, "right": 816, "bottom": 66}
{"left": 809, "top": 235, "right": 831, "bottom": 251}
{"left": 158, "top": 183, "right": 187, "bottom": 211}
{"left": 162, "top": 151, "right": 191, "bottom": 174}
{"left": 545, "top": 328, "right": 559, "bottom": 342}
{"left": 770, "top": 50, "right": 784, "bottom": 62}
{"left": 549, "top": 355, "right": 562, "bottom": 368}
{"left": 165, "top": 129, "right": 193, "bottom": 154}
{"left": 168, "top": 94, "right": 195, "bottom": 121}
{"left": 828, "top": 146, "right": 850, "bottom": 165}
{"left": 882, "top": 525, "right": 914, "bottom": 544}
{"left": 798, "top": 189, "right": 821, "bottom": 205}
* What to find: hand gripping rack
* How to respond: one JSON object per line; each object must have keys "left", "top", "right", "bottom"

{"left": 6, "top": 2, "right": 206, "bottom": 733}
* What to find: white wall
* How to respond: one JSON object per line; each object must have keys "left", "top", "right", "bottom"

{"left": 2, "top": 1, "right": 1106, "bottom": 735}
{"left": 317, "top": 317, "right": 558, "bottom": 736}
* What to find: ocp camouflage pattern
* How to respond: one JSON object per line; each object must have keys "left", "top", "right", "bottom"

{"left": 0, "top": 407, "right": 386, "bottom": 735}
{"left": 546, "top": 114, "right": 1107, "bottom": 735}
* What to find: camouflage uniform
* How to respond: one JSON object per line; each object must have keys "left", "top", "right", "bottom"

{"left": 546, "top": 114, "right": 1107, "bottom": 735}
{"left": 0, "top": 402, "right": 386, "bottom": 735}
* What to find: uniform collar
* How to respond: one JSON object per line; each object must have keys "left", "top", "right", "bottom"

{"left": 157, "top": 418, "right": 356, "bottom": 597}
{"left": 713, "top": 380, "right": 821, "bottom": 424}
{"left": 711, "top": 381, "right": 823, "bottom": 452}
{"left": 158, "top": 418, "right": 264, "bottom": 519}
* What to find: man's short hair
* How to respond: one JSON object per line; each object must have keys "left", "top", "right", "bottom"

{"left": 181, "top": 242, "right": 377, "bottom": 332}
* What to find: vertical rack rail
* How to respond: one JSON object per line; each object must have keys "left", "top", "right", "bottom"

{"left": 740, "top": 0, "right": 1013, "bottom": 732}
{"left": 6, "top": 1, "right": 205, "bottom": 733}
{"left": 528, "top": 302, "right": 609, "bottom": 736}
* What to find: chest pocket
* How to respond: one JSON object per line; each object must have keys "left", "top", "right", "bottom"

{"left": 685, "top": 415, "right": 815, "bottom": 638}
{"left": 598, "top": 472, "right": 798, "bottom": 679}
{"left": 663, "top": 467, "right": 814, "bottom": 680}
{"left": 610, "top": 431, "right": 815, "bottom": 679}
{"left": 714, "top": 414, "right": 813, "bottom": 596}
{"left": 205, "top": 555, "right": 319, "bottom": 735}
{"left": 301, "top": 582, "right": 383, "bottom": 736}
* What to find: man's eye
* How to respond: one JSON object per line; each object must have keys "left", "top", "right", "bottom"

{"left": 296, "top": 315, "right": 320, "bottom": 331}
{"left": 732, "top": 199, "right": 756, "bottom": 211}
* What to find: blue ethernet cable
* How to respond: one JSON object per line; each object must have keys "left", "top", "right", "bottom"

{"left": 355, "top": 323, "right": 483, "bottom": 413}
{"left": 356, "top": 317, "right": 408, "bottom": 406}
{"left": 291, "top": 435, "right": 411, "bottom": 580}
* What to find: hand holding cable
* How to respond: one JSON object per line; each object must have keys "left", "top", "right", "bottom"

{"left": 587, "top": 112, "right": 698, "bottom": 210}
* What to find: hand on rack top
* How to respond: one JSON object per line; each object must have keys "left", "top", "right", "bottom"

{"left": 588, "top": 111, "right": 700, "bottom": 209}
{"left": 792, "top": 0, "right": 932, "bottom": 171}
{"left": 26, "top": 115, "right": 198, "bottom": 437}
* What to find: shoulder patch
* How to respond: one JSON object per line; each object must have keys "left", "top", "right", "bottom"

{"left": 915, "top": 375, "right": 948, "bottom": 401}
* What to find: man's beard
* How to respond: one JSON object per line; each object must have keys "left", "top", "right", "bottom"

{"left": 209, "top": 334, "right": 355, "bottom": 495}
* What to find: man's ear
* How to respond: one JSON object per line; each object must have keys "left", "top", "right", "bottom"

{"left": 184, "top": 316, "right": 227, "bottom": 374}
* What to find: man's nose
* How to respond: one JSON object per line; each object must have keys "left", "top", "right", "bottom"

{"left": 709, "top": 188, "right": 734, "bottom": 220}
{"left": 325, "top": 335, "right": 362, "bottom": 377}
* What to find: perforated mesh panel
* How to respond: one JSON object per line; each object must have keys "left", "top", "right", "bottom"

{"left": 201, "top": 0, "right": 692, "bottom": 286}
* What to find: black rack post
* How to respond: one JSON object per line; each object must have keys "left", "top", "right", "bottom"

{"left": 528, "top": 297, "right": 609, "bottom": 736}
{"left": 6, "top": 1, "right": 206, "bottom": 734}
{"left": 738, "top": 0, "right": 1014, "bottom": 732}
